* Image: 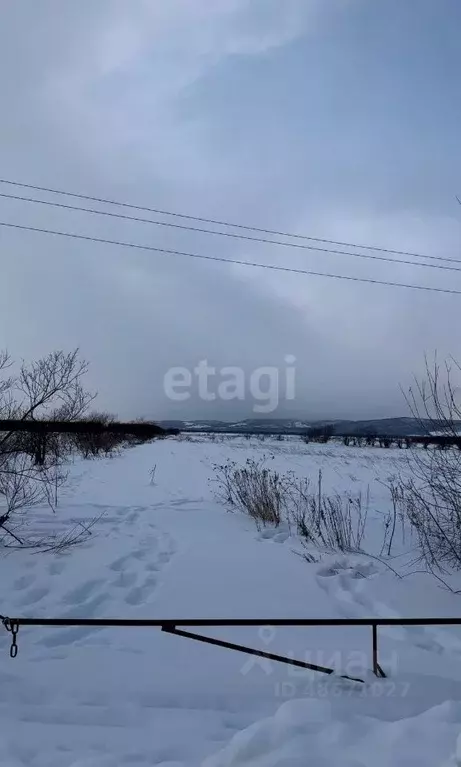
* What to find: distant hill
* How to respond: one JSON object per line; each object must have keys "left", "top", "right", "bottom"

{"left": 157, "top": 417, "right": 461, "bottom": 437}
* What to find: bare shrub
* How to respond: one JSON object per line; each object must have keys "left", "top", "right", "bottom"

{"left": 305, "top": 425, "right": 334, "bottom": 444}
{"left": 70, "top": 411, "right": 122, "bottom": 459}
{"left": 377, "top": 478, "right": 407, "bottom": 557}
{"left": 212, "top": 458, "right": 288, "bottom": 527}
{"left": 0, "top": 349, "right": 95, "bottom": 548}
{"left": 365, "top": 431, "right": 377, "bottom": 447}
{"left": 213, "top": 461, "right": 368, "bottom": 552}
{"left": 398, "top": 465, "right": 461, "bottom": 572}
{"left": 400, "top": 354, "right": 461, "bottom": 572}
{"left": 291, "top": 471, "right": 368, "bottom": 554}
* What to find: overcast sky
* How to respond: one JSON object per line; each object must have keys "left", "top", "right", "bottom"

{"left": 1, "top": 0, "right": 461, "bottom": 421}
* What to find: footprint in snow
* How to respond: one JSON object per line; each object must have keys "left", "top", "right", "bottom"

{"left": 37, "top": 593, "right": 111, "bottom": 648}
{"left": 109, "top": 554, "right": 132, "bottom": 572}
{"left": 62, "top": 578, "right": 105, "bottom": 606}
{"left": 132, "top": 548, "right": 149, "bottom": 561}
{"left": 13, "top": 574, "right": 35, "bottom": 591}
{"left": 125, "top": 574, "right": 158, "bottom": 606}
{"left": 48, "top": 559, "right": 67, "bottom": 576}
{"left": 38, "top": 625, "right": 105, "bottom": 649}
{"left": 316, "top": 559, "right": 378, "bottom": 580}
{"left": 18, "top": 585, "right": 50, "bottom": 607}
{"left": 113, "top": 570, "right": 138, "bottom": 588}
{"left": 316, "top": 566, "right": 340, "bottom": 578}
{"left": 60, "top": 592, "right": 110, "bottom": 619}
{"left": 257, "top": 525, "right": 290, "bottom": 544}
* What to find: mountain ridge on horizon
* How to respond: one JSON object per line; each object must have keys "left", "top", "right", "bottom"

{"left": 156, "top": 416, "right": 461, "bottom": 437}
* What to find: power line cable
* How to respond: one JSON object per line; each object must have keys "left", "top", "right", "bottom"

{"left": 1, "top": 191, "right": 461, "bottom": 274}
{"left": 1, "top": 219, "right": 460, "bottom": 295}
{"left": 0, "top": 177, "right": 453, "bottom": 264}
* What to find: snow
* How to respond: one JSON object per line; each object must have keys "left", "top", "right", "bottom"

{"left": 1, "top": 434, "right": 461, "bottom": 765}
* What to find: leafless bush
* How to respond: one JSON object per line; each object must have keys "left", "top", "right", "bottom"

{"left": 70, "top": 411, "right": 123, "bottom": 459}
{"left": 400, "top": 354, "right": 461, "bottom": 572}
{"left": 213, "top": 460, "right": 368, "bottom": 552}
{"left": 304, "top": 425, "right": 334, "bottom": 444}
{"left": 365, "top": 431, "right": 377, "bottom": 447}
{"left": 397, "top": 466, "right": 461, "bottom": 572}
{"left": 0, "top": 349, "right": 95, "bottom": 548}
{"left": 291, "top": 470, "right": 368, "bottom": 554}
{"left": 377, "top": 478, "right": 407, "bottom": 557}
{"left": 212, "top": 458, "right": 288, "bottom": 527}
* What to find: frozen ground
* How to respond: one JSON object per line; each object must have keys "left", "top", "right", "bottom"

{"left": 1, "top": 434, "right": 461, "bottom": 765}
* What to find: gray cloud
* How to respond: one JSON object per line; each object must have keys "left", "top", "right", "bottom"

{"left": 1, "top": 1, "right": 461, "bottom": 421}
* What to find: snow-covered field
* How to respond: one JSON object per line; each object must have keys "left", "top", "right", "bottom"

{"left": 2, "top": 434, "right": 461, "bottom": 766}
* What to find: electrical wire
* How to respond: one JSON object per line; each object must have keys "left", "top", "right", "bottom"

{"left": 0, "top": 177, "right": 454, "bottom": 264}
{"left": 1, "top": 219, "right": 460, "bottom": 295}
{"left": 1, "top": 191, "right": 461, "bottom": 273}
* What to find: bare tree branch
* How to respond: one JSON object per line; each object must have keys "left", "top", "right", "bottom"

{"left": 0, "top": 348, "right": 95, "bottom": 548}
{"left": 399, "top": 353, "right": 461, "bottom": 572}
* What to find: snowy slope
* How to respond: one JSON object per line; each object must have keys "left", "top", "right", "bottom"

{"left": 1, "top": 435, "right": 461, "bottom": 765}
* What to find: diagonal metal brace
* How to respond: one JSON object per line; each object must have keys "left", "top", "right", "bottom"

{"left": 162, "top": 625, "right": 365, "bottom": 684}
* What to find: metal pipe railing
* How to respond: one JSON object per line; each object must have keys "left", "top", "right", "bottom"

{"left": 2, "top": 614, "right": 461, "bottom": 682}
